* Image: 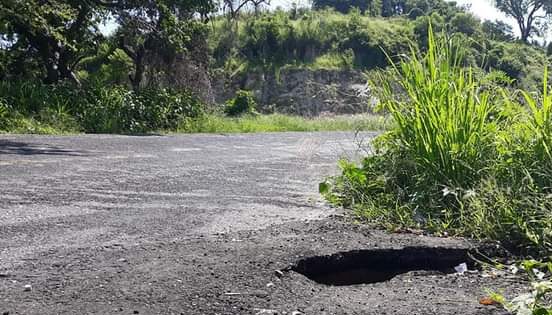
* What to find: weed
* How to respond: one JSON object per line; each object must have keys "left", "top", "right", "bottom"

{"left": 492, "top": 260, "right": 552, "bottom": 315}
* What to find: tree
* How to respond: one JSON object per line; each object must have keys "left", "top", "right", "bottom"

{"left": 404, "top": 0, "right": 463, "bottom": 18}
{"left": 312, "top": 0, "right": 376, "bottom": 13}
{"left": 115, "top": 1, "right": 214, "bottom": 91}
{"left": 222, "top": 0, "right": 270, "bottom": 19}
{"left": 251, "top": 0, "right": 271, "bottom": 15}
{"left": 0, "top": 0, "right": 215, "bottom": 86}
{"left": 0, "top": 0, "right": 107, "bottom": 84}
{"left": 482, "top": 20, "right": 515, "bottom": 41}
{"left": 494, "top": 0, "right": 552, "bottom": 42}
{"left": 449, "top": 12, "right": 481, "bottom": 36}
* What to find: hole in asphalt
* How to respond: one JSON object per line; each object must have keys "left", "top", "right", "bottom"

{"left": 290, "top": 247, "right": 473, "bottom": 286}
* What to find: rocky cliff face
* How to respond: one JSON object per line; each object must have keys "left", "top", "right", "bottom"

{"left": 212, "top": 68, "right": 371, "bottom": 116}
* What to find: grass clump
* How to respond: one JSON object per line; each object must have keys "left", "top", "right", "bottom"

{"left": 180, "top": 113, "right": 390, "bottom": 133}
{"left": 322, "top": 26, "right": 552, "bottom": 257}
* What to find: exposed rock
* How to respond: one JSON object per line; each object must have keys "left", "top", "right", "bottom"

{"left": 212, "top": 68, "right": 371, "bottom": 116}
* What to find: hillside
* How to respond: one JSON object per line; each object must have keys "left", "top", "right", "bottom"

{"left": 209, "top": 6, "right": 550, "bottom": 91}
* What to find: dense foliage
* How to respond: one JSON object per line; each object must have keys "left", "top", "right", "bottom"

{"left": 0, "top": 0, "right": 214, "bottom": 85}
{"left": 209, "top": 5, "right": 550, "bottom": 90}
{"left": 1, "top": 0, "right": 552, "bottom": 134}
{"left": 0, "top": 0, "right": 214, "bottom": 133}
{"left": 0, "top": 81, "right": 204, "bottom": 134}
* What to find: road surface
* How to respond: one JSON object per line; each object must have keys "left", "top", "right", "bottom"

{"left": 0, "top": 133, "right": 517, "bottom": 314}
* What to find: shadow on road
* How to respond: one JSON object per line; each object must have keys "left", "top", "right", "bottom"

{"left": 0, "top": 140, "right": 89, "bottom": 156}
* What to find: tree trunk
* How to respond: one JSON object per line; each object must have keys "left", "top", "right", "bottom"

{"left": 43, "top": 61, "right": 60, "bottom": 85}
{"left": 520, "top": 21, "right": 531, "bottom": 43}
{"left": 130, "top": 50, "right": 145, "bottom": 92}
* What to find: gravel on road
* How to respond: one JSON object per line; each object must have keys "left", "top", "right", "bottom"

{"left": 0, "top": 132, "right": 520, "bottom": 314}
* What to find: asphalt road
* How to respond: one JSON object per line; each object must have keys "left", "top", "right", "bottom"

{"left": 0, "top": 132, "right": 519, "bottom": 315}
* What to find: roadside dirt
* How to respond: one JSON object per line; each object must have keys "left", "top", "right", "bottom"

{"left": 0, "top": 133, "right": 523, "bottom": 314}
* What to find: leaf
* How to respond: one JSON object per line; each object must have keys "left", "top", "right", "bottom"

{"left": 319, "top": 182, "right": 330, "bottom": 194}
{"left": 532, "top": 307, "right": 552, "bottom": 315}
{"left": 479, "top": 297, "right": 499, "bottom": 306}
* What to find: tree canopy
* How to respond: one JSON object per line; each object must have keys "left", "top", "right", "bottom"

{"left": 0, "top": 0, "right": 215, "bottom": 85}
{"left": 495, "top": 0, "right": 552, "bottom": 42}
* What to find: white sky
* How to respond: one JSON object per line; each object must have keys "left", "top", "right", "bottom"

{"left": 449, "top": 0, "right": 521, "bottom": 35}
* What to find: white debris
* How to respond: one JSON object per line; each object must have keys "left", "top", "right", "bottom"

{"left": 254, "top": 308, "right": 278, "bottom": 315}
{"left": 533, "top": 268, "right": 546, "bottom": 280}
{"left": 454, "top": 263, "right": 468, "bottom": 275}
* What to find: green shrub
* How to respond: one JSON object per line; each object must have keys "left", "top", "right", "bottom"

{"left": 0, "top": 80, "right": 204, "bottom": 134}
{"left": 224, "top": 90, "right": 257, "bottom": 117}
{"left": 311, "top": 50, "right": 354, "bottom": 69}
{"left": 77, "top": 87, "right": 204, "bottom": 133}
{"left": 210, "top": 10, "right": 415, "bottom": 72}
{"left": 0, "top": 98, "right": 10, "bottom": 130}
{"left": 209, "top": 9, "right": 548, "bottom": 93}
{"left": 0, "top": 80, "right": 83, "bottom": 115}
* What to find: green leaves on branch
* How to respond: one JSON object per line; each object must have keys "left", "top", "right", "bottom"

{"left": 0, "top": 0, "right": 216, "bottom": 85}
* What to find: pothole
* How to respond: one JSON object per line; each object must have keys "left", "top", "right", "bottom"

{"left": 290, "top": 247, "right": 473, "bottom": 286}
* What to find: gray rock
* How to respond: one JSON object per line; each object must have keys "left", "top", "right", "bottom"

{"left": 212, "top": 69, "right": 370, "bottom": 116}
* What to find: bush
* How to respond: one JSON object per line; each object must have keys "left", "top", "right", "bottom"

{"left": 322, "top": 26, "right": 552, "bottom": 256}
{"left": 0, "top": 80, "right": 83, "bottom": 115}
{"left": 78, "top": 87, "right": 204, "bottom": 133}
{"left": 224, "top": 90, "right": 257, "bottom": 117}
{"left": 0, "top": 80, "right": 204, "bottom": 134}
{"left": 209, "top": 8, "right": 549, "bottom": 94}
{"left": 0, "top": 98, "right": 10, "bottom": 130}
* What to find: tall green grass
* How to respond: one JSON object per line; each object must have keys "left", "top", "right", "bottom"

{"left": 179, "top": 113, "right": 390, "bottom": 133}
{"left": 376, "top": 26, "right": 496, "bottom": 188}
{"left": 521, "top": 69, "right": 552, "bottom": 163}
{"left": 323, "top": 26, "right": 552, "bottom": 256}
